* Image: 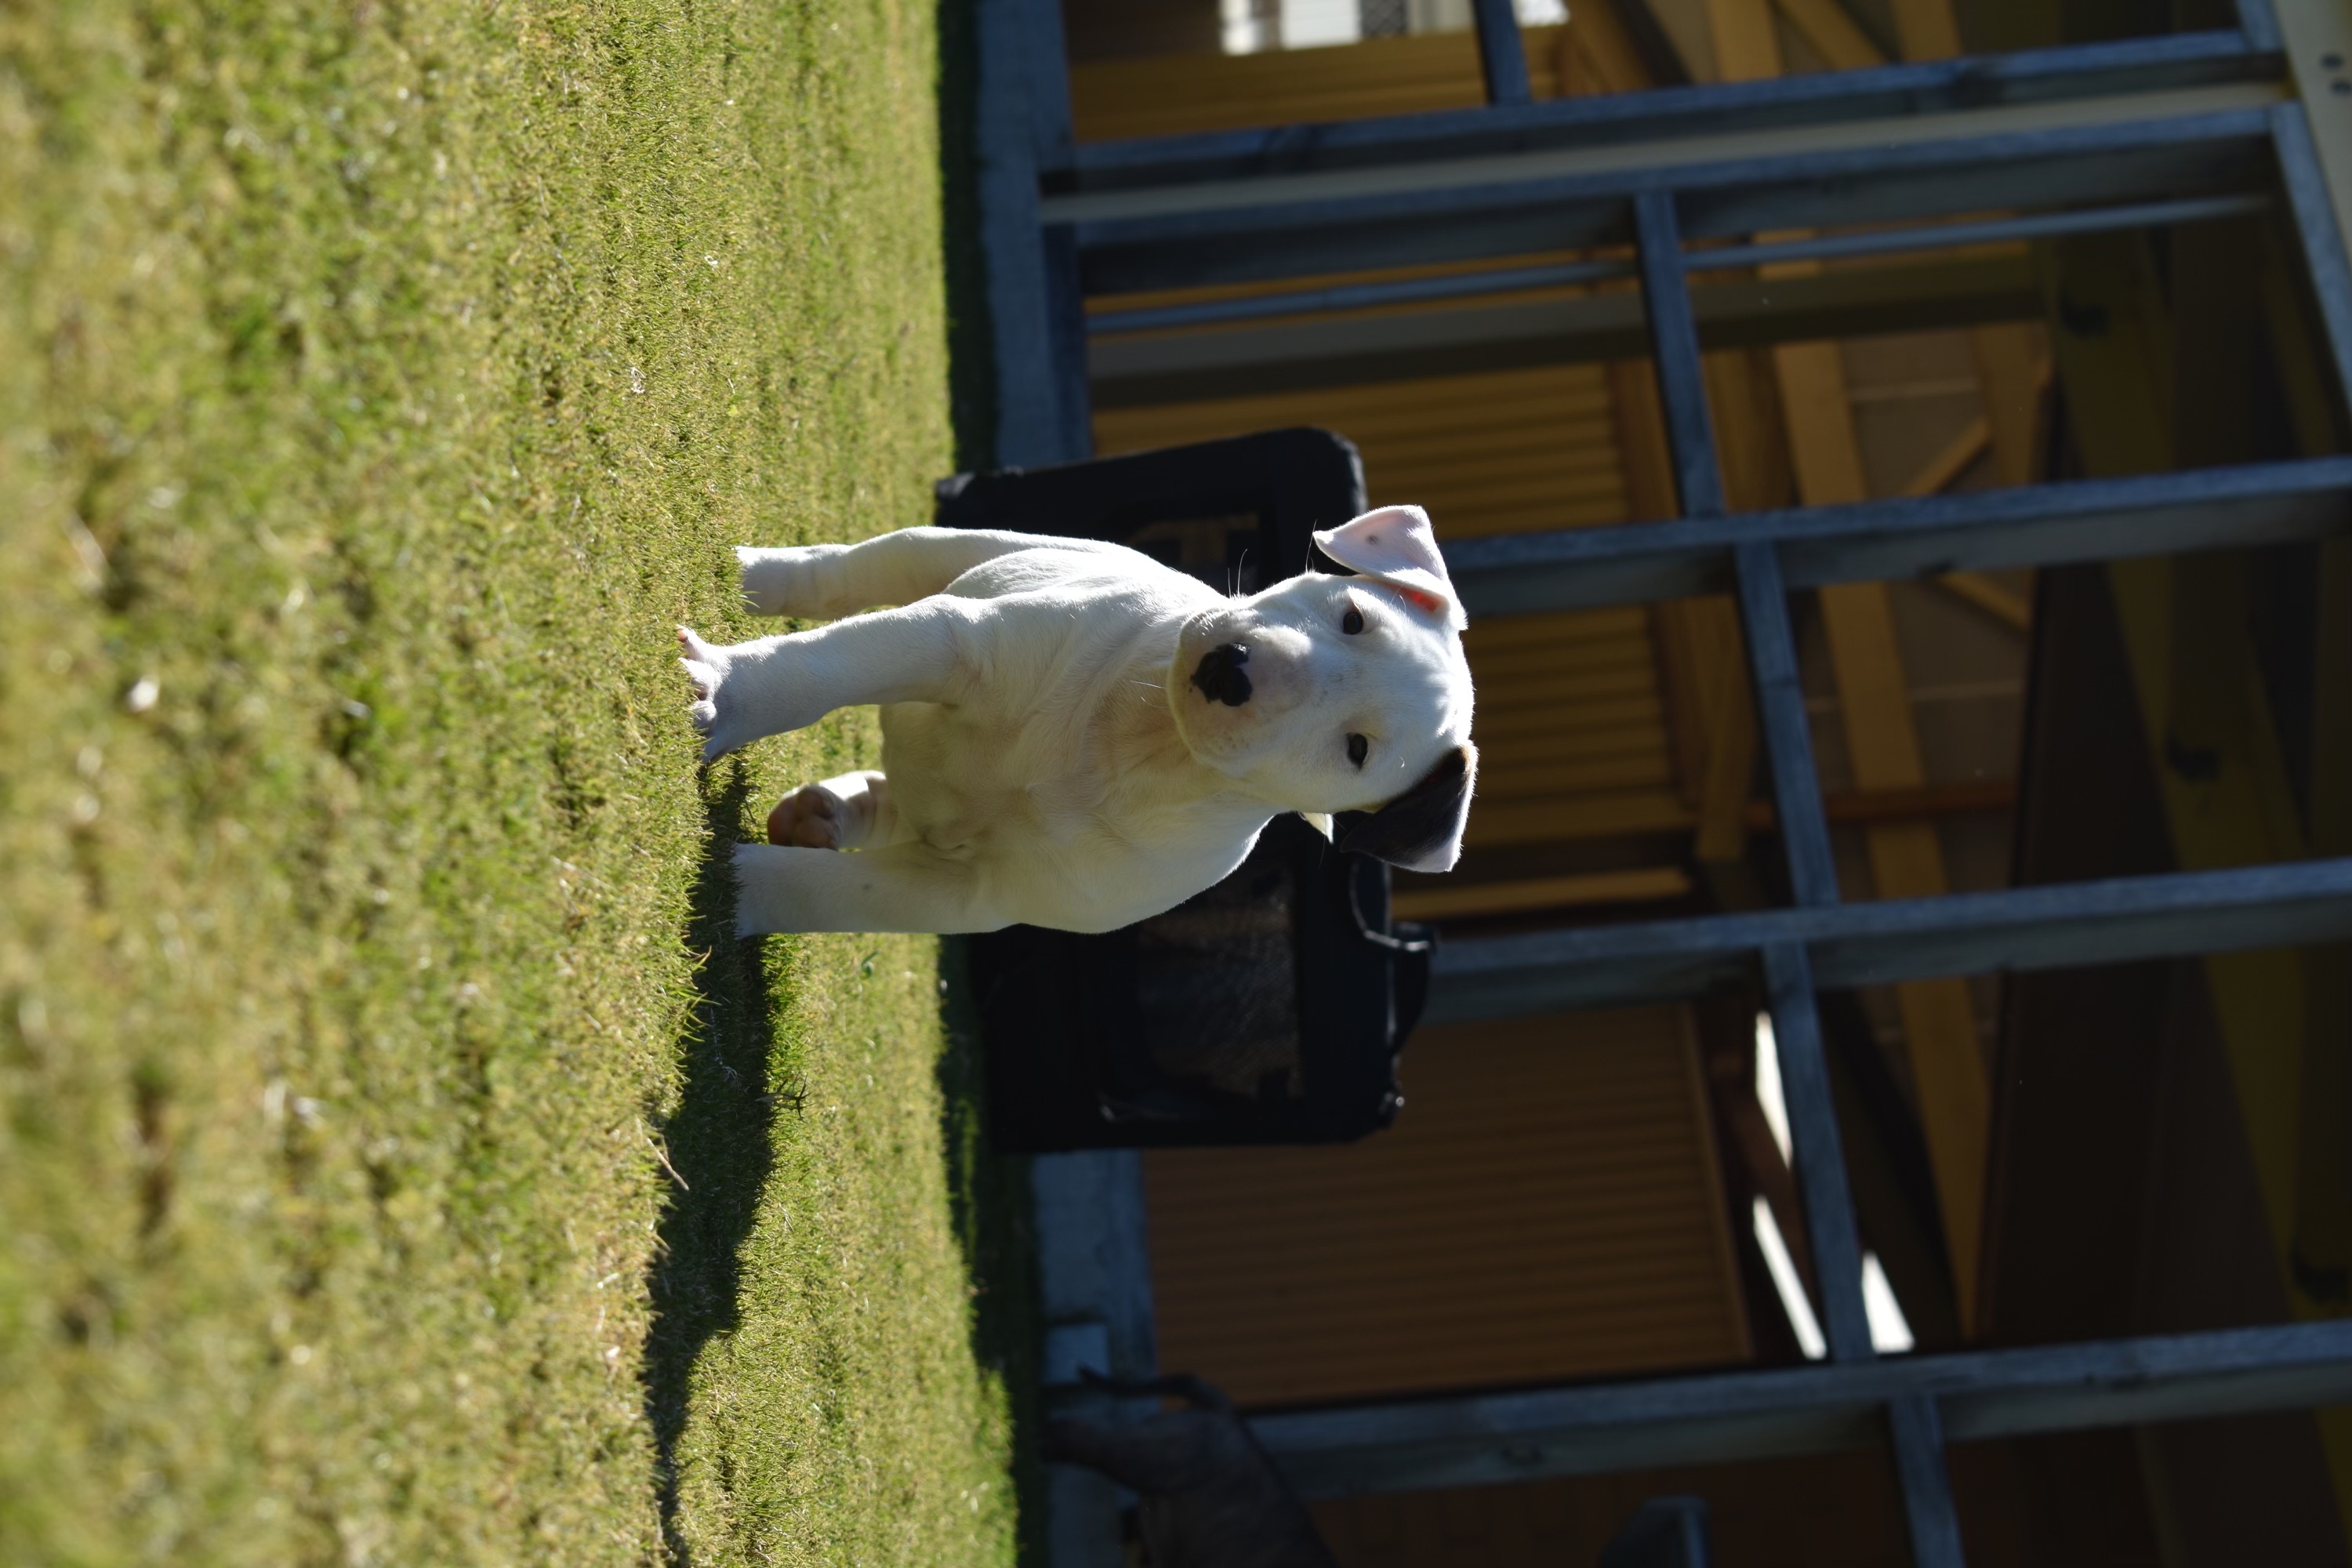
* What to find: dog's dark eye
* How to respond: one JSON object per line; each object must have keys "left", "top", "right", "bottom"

{"left": 1346, "top": 733, "right": 1369, "bottom": 768}
{"left": 1341, "top": 604, "right": 1365, "bottom": 635}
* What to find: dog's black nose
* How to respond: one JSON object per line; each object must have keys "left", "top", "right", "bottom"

{"left": 1190, "top": 642, "right": 1253, "bottom": 707}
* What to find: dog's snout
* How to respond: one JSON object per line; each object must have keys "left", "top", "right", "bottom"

{"left": 1189, "top": 642, "right": 1253, "bottom": 707}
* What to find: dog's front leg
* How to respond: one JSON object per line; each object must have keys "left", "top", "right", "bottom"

{"left": 731, "top": 840, "right": 998, "bottom": 935}
{"left": 678, "top": 596, "right": 983, "bottom": 761}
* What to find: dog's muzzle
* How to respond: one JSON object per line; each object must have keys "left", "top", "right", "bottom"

{"left": 1189, "top": 642, "right": 1253, "bottom": 707}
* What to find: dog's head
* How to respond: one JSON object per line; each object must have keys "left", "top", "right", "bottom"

{"left": 1168, "top": 505, "right": 1477, "bottom": 873}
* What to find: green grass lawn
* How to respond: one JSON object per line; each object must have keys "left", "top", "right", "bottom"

{"left": 0, "top": 2, "right": 1034, "bottom": 1563}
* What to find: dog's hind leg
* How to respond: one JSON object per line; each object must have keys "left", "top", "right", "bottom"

{"left": 737, "top": 528, "right": 1127, "bottom": 619}
{"left": 765, "top": 770, "right": 895, "bottom": 850}
{"left": 731, "top": 839, "right": 998, "bottom": 935}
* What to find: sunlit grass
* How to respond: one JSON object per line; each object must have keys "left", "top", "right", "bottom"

{"left": 0, "top": 2, "right": 1024, "bottom": 1561}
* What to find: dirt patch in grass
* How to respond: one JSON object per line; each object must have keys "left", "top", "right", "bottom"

{"left": 0, "top": 1, "right": 1029, "bottom": 1562}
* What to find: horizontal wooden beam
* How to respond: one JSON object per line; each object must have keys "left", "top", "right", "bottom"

{"left": 1066, "top": 103, "right": 2277, "bottom": 294}
{"left": 1092, "top": 258, "right": 2041, "bottom": 406}
{"left": 1250, "top": 1320, "right": 2352, "bottom": 1498}
{"left": 1411, "top": 793, "right": 2011, "bottom": 921}
{"left": 1442, "top": 457, "right": 2352, "bottom": 619}
{"left": 1425, "top": 856, "right": 2352, "bottom": 1020}
{"left": 1451, "top": 779, "right": 2013, "bottom": 854}
{"left": 1059, "top": 32, "right": 2274, "bottom": 193}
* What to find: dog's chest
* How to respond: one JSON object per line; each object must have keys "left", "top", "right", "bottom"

{"left": 879, "top": 690, "right": 1190, "bottom": 856}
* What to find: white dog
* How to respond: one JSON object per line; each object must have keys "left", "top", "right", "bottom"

{"left": 676, "top": 506, "right": 1475, "bottom": 935}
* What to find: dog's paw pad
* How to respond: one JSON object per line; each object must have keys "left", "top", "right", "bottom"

{"left": 767, "top": 785, "right": 842, "bottom": 849}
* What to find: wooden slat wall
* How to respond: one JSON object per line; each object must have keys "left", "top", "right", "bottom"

{"left": 1095, "top": 366, "right": 1690, "bottom": 851}
{"left": 1097, "top": 362, "right": 1634, "bottom": 538}
{"left": 1069, "top": 26, "right": 1571, "bottom": 143}
{"left": 1142, "top": 1007, "right": 1750, "bottom": 1406}
{"left": 1090, "top": 25, "right": 1741, "bottom": 1436}
{"left": 1463, "top": 609, "right": 1682, "bottom": 840}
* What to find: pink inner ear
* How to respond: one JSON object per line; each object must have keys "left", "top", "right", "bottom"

{"left": 1361, "top": 578, "right": 1451, "bottom": 621}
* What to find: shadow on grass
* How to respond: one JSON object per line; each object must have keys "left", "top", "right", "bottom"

{"left": 635, "top": 766, "right": 1047, "bottom": 1566}
{"left": 632, "top": 11, "right": 1044, "bottom": 1552}
{"left": 935, "top": 938, "right": 1052, "bottom": 1568}
{"left": 641, "top": 759, "right": 782, "bottom": 1565}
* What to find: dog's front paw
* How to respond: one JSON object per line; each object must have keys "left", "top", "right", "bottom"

{"left": 677, "top": 626, "right": 756, "bottom": 762}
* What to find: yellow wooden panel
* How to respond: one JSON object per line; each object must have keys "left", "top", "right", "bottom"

{"left": 1483, "top": 739, "right": 1677, "bottom": 779}
{"left": 1480, "top": 728, "right": 1677, "bottom": 774}
{"left": 1465, "top": 607, "right": 1653, "bottom": 648}
{"left": 1477, "top": 708, "right": 1674, "bottom": 750}
{"left": 1328, "top": 426, "right": 1625, "bottom": 473}
{"left": 1478, "top": 710, "right": 1668, "bottom": 753}
{"left": 1095, "top": 365, "right": 1615, "bottom": 423}
{"left": 1374, "top": 462, "right": 1632, "bottom": 501}
{"left": 1465, "top": 789, "right": 1696, "bottom": 845}
{"left": 1479, "top": 663, "right": 1661, "bottom": 704}
{"left": 1467, "top": 635, "right": 1660, "bottom": 681}
{"left": 1480, "top": 693, "right": 1671, "bottom": 732}
{"left": 1397, "top": 473, "right": 1632, "bottom": 518}
{"left": 1391, "top": 866, "right": 1693, "bottom": 920}
{"left": 1479, "top": 760, "right": 1681, "bottom": 804}
{"left": 1480, "top": 716, "right": 1679, "bottom": 768}
{"left": 1097, "top": 372, "right": 1641, "bottom": 539}
{"left": 1479, "top": 729, "right": 1670, "bottom": 770}
{"left": 1431, "top": 495, "right": 1633, "bottom": 539}
{"left": 1088, "top": 252, "right": 1630, "bottom": 325}
{"left": 1144, "top": 1007, "right": 1748, "bottom": 1406}
{"left": 1070, "top": 27, "right": 1570, "bottom": 143}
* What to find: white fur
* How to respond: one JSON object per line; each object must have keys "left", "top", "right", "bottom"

{"left": 678, "top": 519, "right": 1475, "bottom": 935}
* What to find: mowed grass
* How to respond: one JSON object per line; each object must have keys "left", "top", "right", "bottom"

{"left": 0, "top": 2, "right": 1033, "bottom": 1564}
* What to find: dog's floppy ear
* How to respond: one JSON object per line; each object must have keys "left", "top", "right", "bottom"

{"left": 1312, "top": 505, "right": 1465, "bottom": 630}
{"left": 1334, "top": 744, "right": 1477, "bottom": 873}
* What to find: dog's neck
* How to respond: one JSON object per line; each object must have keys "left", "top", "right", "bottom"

{"left": 1079, "top": 640, "right": 1268, "bottom": 829}
{"left": 1097, "top": 647, "right": 1225, "bottom": 794}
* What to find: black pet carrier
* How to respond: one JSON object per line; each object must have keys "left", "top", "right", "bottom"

{"left": 935, "top": 427, "right": 1436, "bottom": 1150}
